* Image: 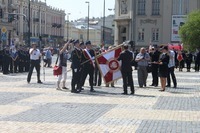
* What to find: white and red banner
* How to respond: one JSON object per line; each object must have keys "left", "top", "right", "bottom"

{"left": 96, "top": 46, "right": 122, "bottom": 84}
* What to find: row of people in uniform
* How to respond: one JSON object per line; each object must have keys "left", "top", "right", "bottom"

{"left": 0, "top": 45, "right": 30, "bottom": 74}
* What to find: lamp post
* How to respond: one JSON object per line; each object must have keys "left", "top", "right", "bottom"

{"left": 28, "top": 0, "right": 31, "bottom": 47}
{"left": 102, "top": 0, "right": 105, "bottom": 44}
{"left": 85, "top": 1, "right": 90, "bottom": 40}
{"left": 67, "top": 13, "right": 71, "bottom": 40}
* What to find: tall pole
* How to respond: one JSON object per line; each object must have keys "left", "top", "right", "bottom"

{"left": 28, "top": 0, "right": 31, "bottom": 47}
{"left": 85, "top": 1, "right": 90, "bottom": 40}
{"left": 67, "top": 13, "right": 70, "bottom": 40}
{"left": 103, "top": 0, "right": 105, "bottom": 44}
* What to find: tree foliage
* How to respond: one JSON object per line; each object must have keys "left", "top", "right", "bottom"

{"left": 179, "top": 10, "right": 200, "bottom": 51}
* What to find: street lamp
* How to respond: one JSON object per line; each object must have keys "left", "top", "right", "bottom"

{"left": 67, "top": 13, "right": 71, "bottom": 40}
{"left": 28, "top": 0, "right": 31, "bottom": 47}
{"left": 102, "top": 0, "right": 105, "bottom": 44}
{"left": 85, "top": 1, "right": 90, "bottom": 40}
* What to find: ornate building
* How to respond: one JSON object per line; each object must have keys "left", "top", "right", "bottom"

{"left": 0, "top": 0, "right": 65, "bottom": 47}
{"left": 114, "top": 0, "right": 200, "bottom": 48}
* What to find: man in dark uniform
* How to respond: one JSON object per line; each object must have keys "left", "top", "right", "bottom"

{"left": 71, "top": 40, "right": 82, "bottom": 93}
{"left": 117, "top": 43, "right": 135, "bottom": 95}
{"left": 80, "top": 41, "right": 96, "bottom": 92}
{"left": 149, "top": 46, "right": 160, "bottom": 87}
{"left": 18, "top": 47, "right": 24, "bottom": 73}
{"left": 25, "top": 48, "right": 30, "bottom": 72}
{"left": 2, "top": 46, "right": 11, "bottom": 74}
{"left": 0, "top": 49, "right": 3, "bottom": 72}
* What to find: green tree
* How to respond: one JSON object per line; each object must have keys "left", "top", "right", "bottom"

{"left": 179, "top": 10, "right": 200, "bottom": 51}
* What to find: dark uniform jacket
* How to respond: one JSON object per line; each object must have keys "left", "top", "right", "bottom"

{"left": 71, "top": 48, "right": 82, "bottom": 69}
{"left": 118, "top": 50, "right": 133, "bottom": 72}
{"left": 82, "top": 49, "right": 95, "bottom": 68}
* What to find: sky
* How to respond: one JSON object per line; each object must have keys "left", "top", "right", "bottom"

{"left": 43, "top": 0, "right": 115, "bottom": 21}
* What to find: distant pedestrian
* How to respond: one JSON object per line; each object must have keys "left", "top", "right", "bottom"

{"left": 27, "top": 43, "right": 42, "bottom": 84}
{"left": 45, "top": 47, "right": 52, "bottom": 68}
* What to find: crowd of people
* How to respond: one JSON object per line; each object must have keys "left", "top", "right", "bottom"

{"left": 1, "top": 40, "right": 200, "bottom": 95}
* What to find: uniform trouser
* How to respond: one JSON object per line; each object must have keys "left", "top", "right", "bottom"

{"left": 137, "top": 66, "right": 148, "bottom": 87}
{"left": 0, "top": 61, "right": 2, "bottom": 71}
{"left": 80, "top": 65, "right": 94, "bottom": 89}
{"left": 2, "top": 60, "right": 9, "bottom": 74}
{"left": 195, "top": 62, "right": 200, "bottom": 71}
{"left": 27, "top": 60, "right": 41, "bottom": 82}
{"left": 94, "top": 67, "right": 102, "bottom": 86}
{"left": 121, "top": 70, "right": 134, "bottom": 93}
{"left": 57, "top": 66, "right": 67, "bottom": 82}
{"left": 47, "top": 58, "right": 52, "bottom": 67}
{"left": 151, "top": 65, "right": 159, "bottom": 86}
{"left": 167, "top": 67, "right": 177, "bottom": 87}
{"left": 186, "top": 62, "right": 191, "bottom": 70}
{"left": 71, "top": 68, "right": 81, "bottom": 91}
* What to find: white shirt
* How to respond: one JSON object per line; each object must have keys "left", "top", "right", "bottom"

{"left": 29, "top": 48, "right": 41, "bottom": 60}
{"left": 168, "top": 50, "right": 175, "bottom": 68}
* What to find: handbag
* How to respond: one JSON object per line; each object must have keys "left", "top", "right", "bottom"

{"left": 53, "top": 54, "right": 62, "bottom": 76}
{"left": 146, "top": 64, "right": 152, "bottom": 73}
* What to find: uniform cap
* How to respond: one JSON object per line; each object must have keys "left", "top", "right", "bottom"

{"left": 73, "top": 39, "right": 79, "bottom": 44}
{"left": 85, "top": 41, "right": 91, "bottom": 45}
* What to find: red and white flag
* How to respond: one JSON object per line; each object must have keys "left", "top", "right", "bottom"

{"left": 96, "top": 45, "right": 122, "bottom": 84}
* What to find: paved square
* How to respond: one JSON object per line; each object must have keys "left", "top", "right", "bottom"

{"left": 0, "top": 60, "right": 200, "bottom": 132}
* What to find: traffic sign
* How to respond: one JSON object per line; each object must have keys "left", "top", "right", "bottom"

{"left": 1, "top": 26, "right": 7, "bottom": 33}
{"left": 1, "top": 33, "right": 7, "bottom": 41}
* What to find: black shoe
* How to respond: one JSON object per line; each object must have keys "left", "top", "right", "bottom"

{"left": 71, "top": 90, "right": 80, "bottom": 93}
{"left": 174, "top": 85, "right": 177, "bottom": 88}
{"left": 62, "top": 87, "right": 69, "bottom": 90}
{"left": 37, "top": 81, "right": 43, "bottom": 84}
{"left": 27, "top": 81, "right": 30, "bottom": 84}
{"left": 166, "top": 85, "right": 170, "bottom": 87}
{"left": 90, "top": 89, "right": 95, "bottom": 92}
{"left": 121, "top": 92, "right": 128, "bottom": 95}
{"left": 81, "top": 88, "right": 84, "bottom": 90}
{"left": 154, "top": 85, "right": 158, "bottom": 87}
{"left": 149, "top": 84, "right": 154, "bottom": 86}
{"left": 130, "top": 92, "right": 135, "bottom": 95}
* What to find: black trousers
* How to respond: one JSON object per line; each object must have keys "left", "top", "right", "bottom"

{"left": 121, "top": 70, "right": 134, "bottom": 93}
{"left": 94, "top": 67, "right": 102, "bottom": 86}
{"left": 167, "top": 67, "right": 177, "bottom": 87}
{"left": 71, "top": 68, "right": 81, "bottom": 91}
{"left": 195, "top": 61, "right": 200, "bottom": 71}
{"left": 80, "top": 65, "right": 94, "bottom": 90}
{"left": 151, "top": 65, "right": 159, "bottom": 86}
{"left": 27, "top": 60, "right": 41, "bottom": 82}
{"left": 2, "top": 59, "right": 10, "bottom": 74}
{"left": 186, "top": 62, "right": 192, "bottom": 70}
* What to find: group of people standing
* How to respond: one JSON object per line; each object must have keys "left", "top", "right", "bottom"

{"left": 135, "top": 45, "right": 177, "bottom": 91}
{"left": 0, "top": 45, "right": 30, "bottom": 74}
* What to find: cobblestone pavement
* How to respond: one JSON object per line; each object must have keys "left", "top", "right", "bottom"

{"left": 0, "top": 60, "right": 200, "bottom": 133}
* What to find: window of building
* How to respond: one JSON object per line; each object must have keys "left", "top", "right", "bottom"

{"left": 152, "top": 0, "right": 160, "bottom": 15}
{"left": 152, "top": 28, "right": 159, "bottom": 41}
{"left": 172, "top": 0, "right": 189, "bottom": 15}
{"left": 138, "top": 0, "right": 146, "bottom": 15}
{"left": 138, "top": 28, "right": 145, "bottom": 41}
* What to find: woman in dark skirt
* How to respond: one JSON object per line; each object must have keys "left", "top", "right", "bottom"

{"left": 153, "top": 46, "right": 169, "bottom": 91}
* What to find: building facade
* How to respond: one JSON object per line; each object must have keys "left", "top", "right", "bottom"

{"left": 64, "top": 22, "right": 101, "bottom": 46}
{"left": 114, "top": 0, "right": 200, "bottom": 48}
{"left": 0, "top": 0, "right": 18, "bottom": 49}
{"left": 1, "top": 0, "right": 65, "bottom": 47}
